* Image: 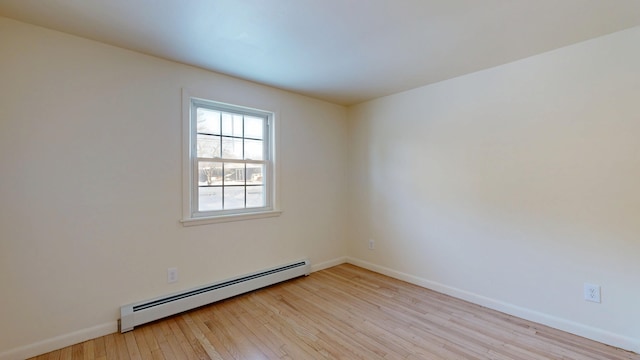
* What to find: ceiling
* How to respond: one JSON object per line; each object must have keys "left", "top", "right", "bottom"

{"left": 2, "top": 1, "right": 640, "bottom": 105}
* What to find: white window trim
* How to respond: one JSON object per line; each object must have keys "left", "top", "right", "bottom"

{"left": 180, "top": 89, "right": 281, "bottom": 226}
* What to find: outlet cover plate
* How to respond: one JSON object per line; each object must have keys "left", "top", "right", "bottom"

{"left": 168, "top": 268, "right": 178, "bottom": 283}
{"left": 584, "top": 283, "right": 601, "bottom": 303}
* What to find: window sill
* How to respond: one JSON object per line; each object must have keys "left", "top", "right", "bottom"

{"left": 181, "top": 210, "right": 282, "bottom": 226}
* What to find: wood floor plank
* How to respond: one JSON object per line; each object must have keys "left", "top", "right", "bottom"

{"left": 149, "top": 322, "right": 175, "bottom": 359}
{"left": 58, "top": 346, "right": 72, "bottom": 360}
{"left": 174, "top": 314, "right": 214, "bottom": 360}
{"left": 46, "top": 349, "right": 61, "bottom": 360}
{"left": 29, "top": 264, "right": 640, "bottom": 360}
{"left": 167, "top": 317, "right": 202, "bottom": 360}
{"left": 70, "top": 343, "right": 83, "bottom": 360}
{"left": 93, "top": 336, "right": 106, "bottom": 360}
{"left": 103, "top": 334, "right": 119, "bottom": 360}
{"left": 132, "top": 329, "right": 152, "bottom": 360}
{"left": 217, "top": 299, "right": 285, "bottom": 359}
{"left": 230, "top": 297, "right": 289, "bottom": 358}
{"left": 259, "top": 285, "right": 378, "bottom": 359}
{"left": 123, "top": 332, "right": 142, "bottom": 360}
{"left": 113, "top": 333, "right": 130, "bottom": 360}
{"left": 214, "top": 301, "right": 273, "bottom": 359}
{"left": 190, "top": 308, "right": 236, "bottom": 360}
{"left": 292, "top": 273, "right": 460, "bottom": 358}
{"left": 82, "top": 340, "right": 95, "bottom": 360}
{"left": 272, "top": 282, "right": 406, "bottom": 359}
{"left": 158, "top": 320, "right": 189, "bottom": 359}
{"left": 180, "top": 312, "right": 225, "bottom": 360}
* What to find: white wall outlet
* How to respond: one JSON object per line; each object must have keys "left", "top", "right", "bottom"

{"left": 168, "top": 267, "right": 178, "bottom": 283}
{"left": 368, "top": 239, "right": 375, "bottom": 250}
{"left": 584, "top": 283, "right": 601, "bottom": 303}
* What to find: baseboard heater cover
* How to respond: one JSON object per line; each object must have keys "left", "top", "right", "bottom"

{"left": 120, "top": 259, "right": 310, "bottom": 332}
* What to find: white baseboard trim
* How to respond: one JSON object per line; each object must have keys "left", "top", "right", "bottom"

{"left": 5, "top": 257, "right": 636, "bottom": 358}
{"left": 0, "top": 322, "right": 117, "bottom": 360}
{"left": 1, "top": 258, "right": 347, "bottom": 360}
{"left": 347, "top": 257, "right": 640, "bottom": 354}
{"left": 311, "top": 256, "right": 348, "bottom": 273}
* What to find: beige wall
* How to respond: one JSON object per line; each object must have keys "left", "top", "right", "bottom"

{"left": 348, "top": 26, "right": 640, "bottom": 352}
{"left": 0, "top": 17, "right": 347, "bottom": 358}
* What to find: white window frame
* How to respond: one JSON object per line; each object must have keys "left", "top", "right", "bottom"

{"left": 181, "top": 90, "right": 281, "bottom": 226}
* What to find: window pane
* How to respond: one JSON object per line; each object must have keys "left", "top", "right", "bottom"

{"left": 244, "top": 116, "right": 263, "bottom": 139}
{"left": 189, "top": 98, "right": 274, "bottom": 218}
{"left": 246, "top": 186, "right": 265, "bottom": 208}
{"left": 224, "top": 163, "right": 245, "bottom": 185}
{"left": 196, "top": 108, "right": 220, "bottom": 134}
{"left": 244, "top": 139, "right": 263, "bottom": 160}
{"left": 234, "top": 114, "right": 243, "bottom": 136}
{"left": 198, "top": 186, "right": 222, "bottom": 211}
{"left": 221, "top": 113, "right": 232, "bottom": 136}
{"left": 246, "top": 164, "right": 264, "bottom": 185}
{"left": 222, "top": 137, "right": 243, "bottom": 159}
{"left": 197, "top": 134, "right": 221, "bottom": 158}
{"left": 224, "top": 186, "right": 245, "bottom": 210}
{"left": 198, "top": 162, "right": 222, "bottom": 186}
{"left": 221, "top": 113, "right": 243, "bottom": 137}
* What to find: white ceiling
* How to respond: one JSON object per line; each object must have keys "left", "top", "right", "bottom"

{"left": 2, "top": 1, "right": 640, "bottom": 105}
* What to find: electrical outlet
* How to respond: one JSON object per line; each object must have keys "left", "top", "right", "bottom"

{"left": 368, "top": 239, "right": 375, "bottom": 250}
{"left": 168, "top": 268, "right": 178, "bottom": 283}
{"left": 584, "top": 283, "right": 601, "bottom": 303}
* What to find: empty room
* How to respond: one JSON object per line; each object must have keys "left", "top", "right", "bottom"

{"left": 1, "top": 1, "right": 639, "bottom": 359}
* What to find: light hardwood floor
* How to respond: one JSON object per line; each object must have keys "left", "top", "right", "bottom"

{"left": 30, "top": 264, "right": 638, "bottom": 359}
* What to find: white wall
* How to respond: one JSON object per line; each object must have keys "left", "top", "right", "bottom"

{"left": 348, "top": 27, "right": 640, "bottom": 352}
{"left": 0, "top": 17, "right": 348, "bottom": 358}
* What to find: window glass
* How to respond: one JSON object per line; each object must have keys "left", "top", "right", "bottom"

{"left": 188, "top": 98, "right": 273, "bottom": 219}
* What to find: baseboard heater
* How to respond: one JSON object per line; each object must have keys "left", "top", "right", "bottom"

{"left": 120, "top": 259, "right": 310, "bottom": 332}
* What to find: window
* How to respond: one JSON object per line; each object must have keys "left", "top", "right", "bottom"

{"left": 182, "top": 94, "right": 279, "bottom": 225}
